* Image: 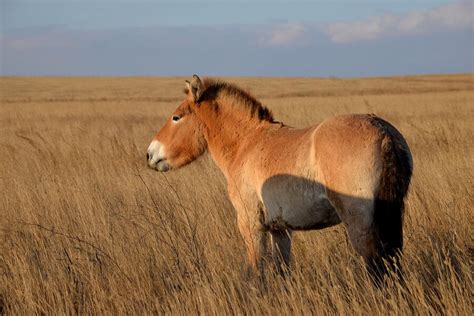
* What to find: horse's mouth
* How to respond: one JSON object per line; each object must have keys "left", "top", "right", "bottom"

{"left": 153, "top": 159, "right": 170, "bottom": 172}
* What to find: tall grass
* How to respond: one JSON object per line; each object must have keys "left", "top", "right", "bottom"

{"left": 0, "top": 74, "right": 473, "bottom": 314}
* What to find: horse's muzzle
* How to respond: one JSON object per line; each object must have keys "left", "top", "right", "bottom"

{"left": 147, "top": 140, "right": 170, "bottom": 171}
{"left": 148, "top": 158, "right": 170, "bottom": 172}
{"left": 155, "top": 159, "right": 170, "bottom": 172}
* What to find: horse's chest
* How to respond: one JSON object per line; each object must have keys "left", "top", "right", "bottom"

{"left": 260, "top": 176, "right": 340, "bottom": 230}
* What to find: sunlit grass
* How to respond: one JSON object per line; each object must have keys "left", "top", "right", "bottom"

{"left": 0, "top": 74, "right": 472, "bottom": 314}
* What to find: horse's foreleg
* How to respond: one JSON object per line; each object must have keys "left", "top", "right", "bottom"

{"left": 236, "top": 212, "right": 268, "bottom": 273}
{"left": 228, "top": 185, "right": 270, "bottom": 274}
{"left": 270, "top": 229, "right": 292, "bottom": 275}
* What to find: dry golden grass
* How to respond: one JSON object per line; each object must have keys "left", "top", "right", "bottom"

{"left": 0, "top": 74, "right": 473, "bottom": 314}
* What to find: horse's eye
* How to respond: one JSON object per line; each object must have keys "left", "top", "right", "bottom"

{"left": 172, "top": 115, "right": 181, "bottom": 122}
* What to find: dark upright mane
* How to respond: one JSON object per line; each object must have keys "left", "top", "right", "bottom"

{"left": 186, "top": 78, "right": 274, "bottom": 122}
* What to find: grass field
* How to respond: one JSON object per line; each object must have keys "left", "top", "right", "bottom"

{"left": 0, "top": 74, "right": 473, "bottom": 314}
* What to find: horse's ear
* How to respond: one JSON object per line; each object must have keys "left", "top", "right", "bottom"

{"left": 185, "top": 80, "right": 191, "bottom": 93}
{"left": 190, "top": 74, "right": 202, "bottom": 103}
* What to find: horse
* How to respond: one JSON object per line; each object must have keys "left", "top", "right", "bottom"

{"left": 147, "top": 75, "right": 413, "bottom": 282}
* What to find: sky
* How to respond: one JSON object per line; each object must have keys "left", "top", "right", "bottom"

{"left": 1, "top": 0, "right": 473, "bottom": 77}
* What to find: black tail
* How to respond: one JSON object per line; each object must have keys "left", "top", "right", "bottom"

{"left": 370, "top": 118, "right": 413, "bottom": 281}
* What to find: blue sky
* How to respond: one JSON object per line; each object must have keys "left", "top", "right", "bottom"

{"left": 1, "top": 0, "right": 473, "bottom": 76}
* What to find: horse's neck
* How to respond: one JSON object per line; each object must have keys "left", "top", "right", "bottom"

{"left": 200, "top": 109, "right": 269, "bottom": 178}
{"left": 208, "top": 122, "right": 259, "bottom": 176}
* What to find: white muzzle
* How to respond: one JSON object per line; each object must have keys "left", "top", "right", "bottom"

{"left": 147, "top": 140, "right": 170, "bottom": 172}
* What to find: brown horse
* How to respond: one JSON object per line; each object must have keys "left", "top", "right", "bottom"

{"left": 147, "top": 75, "right": 412, "bottom": 281}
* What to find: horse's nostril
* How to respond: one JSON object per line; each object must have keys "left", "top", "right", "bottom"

{"left": 146, "top": 153, "right": 150, "bottom": 161}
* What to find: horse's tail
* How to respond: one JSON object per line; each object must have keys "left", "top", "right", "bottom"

{"left": 371, "top": 118, "right": 413, "bottom": 280}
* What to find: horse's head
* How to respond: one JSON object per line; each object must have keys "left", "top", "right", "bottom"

{"left": 147, "top": 75, "right": 206, "bottom": 172}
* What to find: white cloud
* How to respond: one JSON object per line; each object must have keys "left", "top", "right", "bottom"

{"left": 260, "top": 23, "right": 307, "bottom": 46}
{"left": 327, "top": 1, "right": 474, "bottom": 43}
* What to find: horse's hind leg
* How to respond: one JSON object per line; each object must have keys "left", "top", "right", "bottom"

{"left": 346, "top": 223, "right": 386, "bottom": 284}
{"left": 270, "top": 229, "right": 292, "bottom": 275}
{"left": 329, "top": 195, "right": 383, "bottom": 281}
{"left": 344, "top": 222, "right": 379, "bottom": 274}
{"left": 341, "top": 200, "right": 403, "bottom": 285}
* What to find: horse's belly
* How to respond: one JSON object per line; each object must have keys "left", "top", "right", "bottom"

{"left": 261, "top": 176, "right": 341, "bottom": 231}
